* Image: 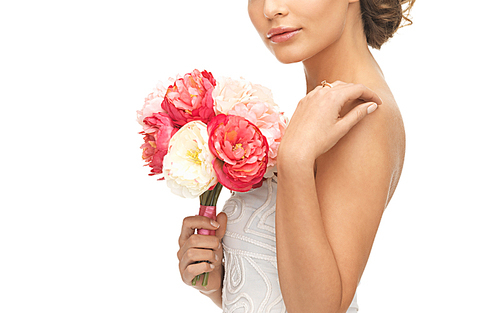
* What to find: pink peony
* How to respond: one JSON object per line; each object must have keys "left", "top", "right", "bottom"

{"left": 162, "top": 69, "right": 216, "bottom": 127}
{"left": 140, "top": 112, "right": 178, "bottom": 179}
{"left": 212, "top": 76, "right": 280, "bottom": 115}
{"left": 137, "top": 81, "right": 168, "bottom": 133}
{"left": 207, "top": 114, "right": 269, "bottom": 192}
{"left": 227, "top": 100, "right": 287, "bottom": 169}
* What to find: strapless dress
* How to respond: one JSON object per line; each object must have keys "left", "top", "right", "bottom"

{"left": 221, "top": 174, "right": 359, "bottom": 313}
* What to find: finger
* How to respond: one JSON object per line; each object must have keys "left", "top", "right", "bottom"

{"left": 326, "top": 80, "right": 348, "bottom": 88}
{"left": 177, "top": 234, "right": 220, "bottom": 261}
{"left": 303, "top": 84, "right": 325, "bottom": 100}
{"left": 179, "top": 215, "right": 220, "bottom": 248}
{"left": 308, "top": 80, "right": 348, "bottom": 97}
{"left": 182, "top": 262, "right": 215, "bottom": 286}
{"left": 179, "top": 248, "right": 218, "bottom": 273}
{"left": 336, "top": 101, "right": 379, "bottom": 137}
{"left": 214, "top": 212, "right": 227, "bottom": 265}
{"left": 336, "top": 84, "right": 383, "bottom": 106}
{"left": 215, "top": 212, "right": 227, "bottom": 241}
{"left": 305, "top": 81, "right": 348, "bottom": 105}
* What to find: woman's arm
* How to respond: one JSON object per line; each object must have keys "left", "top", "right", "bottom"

{"left": 275, "top": 83, "right": 399, "bottom": 313}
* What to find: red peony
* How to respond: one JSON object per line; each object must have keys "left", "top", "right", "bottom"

{"left": 162, "top": 69, "right": 216, "bottom": 127}
{"left": 140, "top": 112, "right": 178, "bottom": 179}
{"left": 207, "top": 114, "right": 269, "bottom": 192}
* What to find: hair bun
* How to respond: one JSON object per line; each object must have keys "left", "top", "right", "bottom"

{"left": 360, "top": 0, "right": 415, "bottom": 49}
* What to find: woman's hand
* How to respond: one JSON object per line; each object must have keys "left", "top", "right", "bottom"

{"left": 177, "top": 212, "right": 227, "bottom": 293}
{"left": 279, "top": 81, "right": 383, "bottom": 164}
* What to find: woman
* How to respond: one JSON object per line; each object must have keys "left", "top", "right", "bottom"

{"left": 177, "top": 0, "right": 414, "bottom": 311}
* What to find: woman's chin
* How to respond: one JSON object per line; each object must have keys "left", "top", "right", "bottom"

{"left": 276, "top": 57, "right": 302, "bottom": 64}
{"left": 270, "top": 49, "right": 308, "bottom": 64}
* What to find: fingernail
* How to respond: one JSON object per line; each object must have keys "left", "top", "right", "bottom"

{"left": 210, "top": 220, "right": 220, "bottom": 229}
{"left": 209, "top": 264, "right": 215, "bottom": 269}
{"left": 215, "top": 254, "right": 219, "bottom": 261}
{"left": 367, "top": 103, "right": 378, "bottom": 114}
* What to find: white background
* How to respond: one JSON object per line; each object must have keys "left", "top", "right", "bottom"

{"left": 1, "top": 1, "right": 499, "bottom": 312}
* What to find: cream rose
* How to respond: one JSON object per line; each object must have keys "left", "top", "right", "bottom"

{"left": 163, "top": 121, "right": 218, "bottom": 198}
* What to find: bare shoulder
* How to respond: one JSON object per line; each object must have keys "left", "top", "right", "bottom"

{"left": 370, "top": 85, "right": 406, "bottom": 204}
{"left": 315, "top": 82, "right": 406, "bottom": 206}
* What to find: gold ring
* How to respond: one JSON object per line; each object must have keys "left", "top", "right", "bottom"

{"left": 321, "top": 80, "right": 333, "bottom": 88}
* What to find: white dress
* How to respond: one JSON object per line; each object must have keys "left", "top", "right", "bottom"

{"left": 221, "top": 174, "right": 359, "bottom": 313}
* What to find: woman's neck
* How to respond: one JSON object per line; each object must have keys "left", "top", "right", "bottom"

{"left": 302, "top": 3, "right": 384, "bottom": 93}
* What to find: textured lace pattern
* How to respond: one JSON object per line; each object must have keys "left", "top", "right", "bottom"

{"left": 221, "top": 176, "right": 359, "bottom": 313}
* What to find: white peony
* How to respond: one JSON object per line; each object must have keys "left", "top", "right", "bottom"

{"left": 163, "top": 121, "right": 218, "bottom": 198}
{"left": 212, "top": 77, "right": 280, "bottom": 114}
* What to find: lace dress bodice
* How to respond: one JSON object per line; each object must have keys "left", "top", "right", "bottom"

{"left": 221, "top": 175, "right": 359, "bottom": 313}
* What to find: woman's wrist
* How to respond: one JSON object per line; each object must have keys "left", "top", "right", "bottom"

{"left": 199, "top": 287, "right": 219, "bottom": 295}
{"left": 197, "top": 266, "right": 224, "bottom": 308}
{"left": 195, "top": 265, "right": 222, "bottom": 289}
{"left": 277, "top": 145, "right": 316, "bottom": 173}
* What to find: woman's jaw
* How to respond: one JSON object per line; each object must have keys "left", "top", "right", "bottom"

{"left": 248, "top": 0, "right": 354, "bottom": 64}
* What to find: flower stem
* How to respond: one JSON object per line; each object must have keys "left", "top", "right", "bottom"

{"left": 191, "top": 183, "right": 223, "bottom": 287}
{"left": 202, "top": 272, "right": 209, "bottom": 287}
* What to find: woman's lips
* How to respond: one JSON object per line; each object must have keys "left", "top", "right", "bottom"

{"left": 267, "top": 27, "right": 301, "bottom": 43}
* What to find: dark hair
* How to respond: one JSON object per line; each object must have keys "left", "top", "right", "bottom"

{"left": 359, "top": 0, "right": 415, "bottom": 49}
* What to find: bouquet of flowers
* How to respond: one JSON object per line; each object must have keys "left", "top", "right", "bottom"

{"left": 137, "top": 69, "right": 288, "bottom": 286}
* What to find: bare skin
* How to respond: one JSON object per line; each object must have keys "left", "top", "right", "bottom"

{"left": 251, "top": 1, "right": 406, "bottom": 312}
{"left": 178, "top": 0, "right": 406, "bottom": 311}
{"left": 177, "top": 213, "right": 227, "bottom": 308}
